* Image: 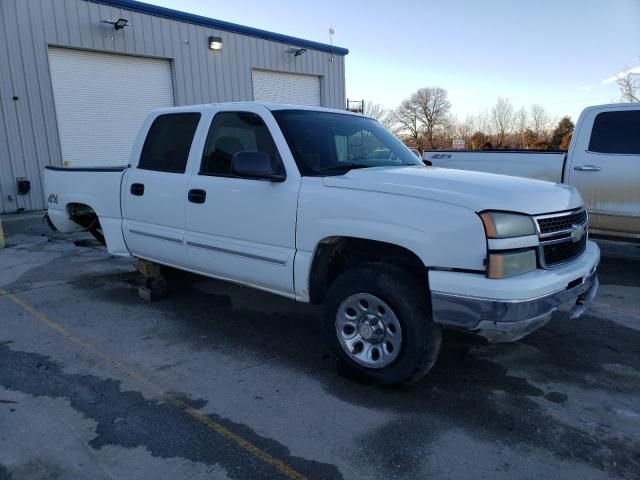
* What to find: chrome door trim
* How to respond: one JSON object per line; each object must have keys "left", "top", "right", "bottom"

{"left": 186, "top": 241, "right": 287, "bottom": 265}
{"left": 129, "top": 229, "right": 183, "bottom": 244}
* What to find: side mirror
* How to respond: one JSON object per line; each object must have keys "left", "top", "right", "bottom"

{"left": 231, "top": 151, "right": 286, "bottom": 182}
{"left": 423, "top": 159, "right": 433, "bottom": 166}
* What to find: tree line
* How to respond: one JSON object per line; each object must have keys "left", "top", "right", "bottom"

{"left": 364, "top": 88, "right": 575, "bottom": 151}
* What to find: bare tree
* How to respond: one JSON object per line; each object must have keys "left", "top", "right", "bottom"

{"left": 436, "top": 114, "right": 457, "bottom": 149}
{"left": 444, "top": 114, "right": 477, "bottom": 148}
{"left": 363, "top": 101, "right": 396, "bottom": 129}
{"left": 474, "top": 109, "right": 492, "bottom": 136}
{"left": 412, "top": 87, "right": 451, "bottom": 149}
{"left": 456, "top": 115, "right": 477, "bottom": 144}
{"left": 522, "top": 128, "right": 538, "bottom": 149}
{"left": 393, "top": 99, "right": 423, "bottom": 147}
{"left": 514, "top": 107, "right": 528, "bottom": 148}
{"left": 617, "top": 71, "right": 639, "bottom": 102}
{"left": 491, "top": 97, "right": 514, "bottom": 148}
{"left": 530, "top": 104, "right": 551, "bottom": 137}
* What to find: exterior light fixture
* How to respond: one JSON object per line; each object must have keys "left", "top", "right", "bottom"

{"left": 208, "top": 36, "right": 223, "bottom": 51}
{"left": 102, "top": 18, "right": 129, "bottom": 30}
{"left": 286, "top": 47, "right": 307, "bottom": 57}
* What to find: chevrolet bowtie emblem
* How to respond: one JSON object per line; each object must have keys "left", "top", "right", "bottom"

{"left": 571, "top": 223, "right": 585, "bottom": 243}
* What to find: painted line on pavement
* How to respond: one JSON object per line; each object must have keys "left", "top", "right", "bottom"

{"left": 0, "top": 288, "right": 307, "bottom": 480}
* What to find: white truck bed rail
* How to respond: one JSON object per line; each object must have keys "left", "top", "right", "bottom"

{"left": 425, "top": 150, "right": 567, "bottom": 183}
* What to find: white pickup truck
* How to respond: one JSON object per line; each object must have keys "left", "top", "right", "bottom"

{"left": 45, "top": 102, "right": 600, "bottom": 385}
{"left": 425, "top": 103, "right": 640, "bottom": 241}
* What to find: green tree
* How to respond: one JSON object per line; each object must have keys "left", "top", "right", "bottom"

{"left": 559, "top": 131, "right": 572, "bottom": 150}
{"left": 469, "top": 131, "right": 490, "bottom": 149}
{"left": 550, "top": 116, "right": 574, "bottom": 149}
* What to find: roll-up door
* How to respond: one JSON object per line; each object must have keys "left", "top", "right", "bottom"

{"left": 48, "top": 48, "right": 174, "bottom": 167}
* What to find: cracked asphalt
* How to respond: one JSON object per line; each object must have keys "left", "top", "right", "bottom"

{"left": 0, "top": 213, "right": 639, "bottom": 479}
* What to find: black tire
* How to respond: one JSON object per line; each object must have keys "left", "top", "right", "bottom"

{"left": 322, "top": 262, "right": 442, "bottom": 386}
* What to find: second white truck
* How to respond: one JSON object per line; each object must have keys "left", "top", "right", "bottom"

{"left": 425, "top": 103, "right": 640, "bottom": 241}
{"left": 45, "top": 102, "right": 600, "bottom": 385}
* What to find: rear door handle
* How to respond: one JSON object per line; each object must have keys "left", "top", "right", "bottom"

{"left": 130, "top": 183, "right": 145, "bottom": 196}
{"left": 574, "top": 165, "right": 601, "bottom": 172}
{"left": 188, "top": 189, "right": 207, "bottom": 204}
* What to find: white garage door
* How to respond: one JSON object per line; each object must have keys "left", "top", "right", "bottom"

{"left": 252, "top": 70, "right": 321, "bottom": 106}
{"left": 48, "top": 48, "right": 174, "bottom": 167}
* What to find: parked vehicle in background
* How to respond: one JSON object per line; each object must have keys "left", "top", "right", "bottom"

{"left": 45, "top": 102, "right": 599, "bottom": 386}
{"left": 409, "top": 148, "right": 421, "bottom": 158}
{"left": 425, "top": 103, "right": 640, "bottom": 241}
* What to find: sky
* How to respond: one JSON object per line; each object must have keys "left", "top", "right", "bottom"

{"left": 150, "top": 0, "right": 640, "bottom": 122}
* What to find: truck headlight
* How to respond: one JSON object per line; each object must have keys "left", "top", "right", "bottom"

{"left": 480, "top": 211, "right": 536, "bottom": 238}
{"left": 488, "top": 249, "right": 537, "bottom": 279}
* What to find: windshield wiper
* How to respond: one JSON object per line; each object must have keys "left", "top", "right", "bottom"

{"left": 319, "top": 163, "right": 372, "bottom": 174}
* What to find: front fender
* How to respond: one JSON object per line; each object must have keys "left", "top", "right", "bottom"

{"left": 294, "top": 178, "right": 487, "bottom": 300}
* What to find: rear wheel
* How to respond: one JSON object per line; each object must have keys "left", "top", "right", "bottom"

{"left": 322, "top": 263, "right": 442, "bottom": 386}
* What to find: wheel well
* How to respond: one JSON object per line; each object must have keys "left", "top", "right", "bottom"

{"left": 308, "top": 237, "right": 428, "bottom": 304}
{"left": 66, "top": 203, "right": 100, "bottom": 230}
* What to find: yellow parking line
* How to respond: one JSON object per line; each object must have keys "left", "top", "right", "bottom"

{"left": 0, "top": 288, "right": 307, "bottom": 480}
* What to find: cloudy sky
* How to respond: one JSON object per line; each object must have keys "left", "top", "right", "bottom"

{"left": 152, "top": 0, "right": 640, "bottom": 121}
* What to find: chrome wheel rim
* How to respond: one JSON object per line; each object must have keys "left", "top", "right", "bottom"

{"left": 335, "top": 293, "right": 402, "bottom": 369}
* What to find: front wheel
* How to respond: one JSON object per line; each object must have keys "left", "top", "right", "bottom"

{"left": 322, "top": 263, "right": 442, "bottom": 386}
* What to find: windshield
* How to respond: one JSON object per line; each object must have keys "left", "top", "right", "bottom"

{"left": 272, "top": 110, "right": 424, "bottom": 175}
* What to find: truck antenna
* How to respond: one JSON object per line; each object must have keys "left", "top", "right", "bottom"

{"left": 328, "top": 26, "right": 335, "bottom": 62}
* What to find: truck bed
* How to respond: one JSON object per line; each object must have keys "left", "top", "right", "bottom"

{"left": 44, "top": 165, "right": 129, "bottom": 255}
{"left": 425, "top": 150, "right": 567, "bottom": 183}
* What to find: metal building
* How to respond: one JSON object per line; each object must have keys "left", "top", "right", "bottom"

{"left": 0, "top": 0, "right": 349, "bottom": 213}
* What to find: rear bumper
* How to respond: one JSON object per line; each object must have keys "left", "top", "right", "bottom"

{"left": 429, "top": 241, "right": 600, "bottom": 342}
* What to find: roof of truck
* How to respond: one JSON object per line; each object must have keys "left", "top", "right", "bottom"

{"left": 261, "top": 102, "right": 363, "bottom": 115}
{"left": 582, "top": 102, "right": 640, "bottom": 111}
{"left": 149, "top": 102, "right": 366, "bottom": 117}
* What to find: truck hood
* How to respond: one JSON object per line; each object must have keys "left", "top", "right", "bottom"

{"left": 322, "top": 166, "right": 582, "bottom": 215}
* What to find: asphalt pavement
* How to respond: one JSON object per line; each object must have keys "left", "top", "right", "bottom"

{"left": 0, "top": 213, "right": 639, "bottom": 479}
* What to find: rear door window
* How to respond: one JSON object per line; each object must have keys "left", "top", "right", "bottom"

{"left": 588, "top": 110, "right": 640, "bottom": 154}
{"left": 138, "top": 113, "right": 201, "bottom": 173}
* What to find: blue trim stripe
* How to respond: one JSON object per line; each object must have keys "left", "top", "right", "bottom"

{"left": 93, "top": 0, "right": 349, "bottom": 56}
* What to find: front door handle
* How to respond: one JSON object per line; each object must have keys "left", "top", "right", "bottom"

{"left": 130, "top": 183, "right": 145, "bottom": 196}
{"left": 574, "top": 165, "right": 601, "bottom": 172}
{"left": 188, "top": 189, "right": 207, "bottom": 204}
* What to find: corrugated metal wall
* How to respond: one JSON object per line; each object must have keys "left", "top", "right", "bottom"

{"left": 0, "top": 0, "right": 346, "bottom": 213}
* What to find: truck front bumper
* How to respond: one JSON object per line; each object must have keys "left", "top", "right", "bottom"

{"left": 429, "top": 241, "right": 600, "bottom": 343}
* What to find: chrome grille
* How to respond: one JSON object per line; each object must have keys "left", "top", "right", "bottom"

{"left": 535, "top": 208, "right": 588, "bottom": 268}
{"left": 537, "top": 209, "right": 587, "bottom": 236}
{"left": 542, "top": 236, "right": 587, "bottom": 266}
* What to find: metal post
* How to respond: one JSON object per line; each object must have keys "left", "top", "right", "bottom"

{"left": 0, "top": 216, "right": 5, "bottom": 248}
